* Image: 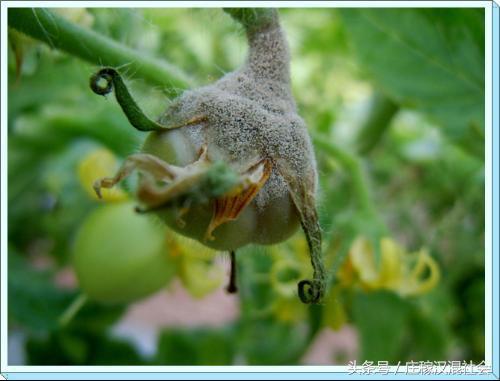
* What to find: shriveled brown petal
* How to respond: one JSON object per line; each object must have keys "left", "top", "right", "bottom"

{"left": 205, "top": 158, "right": 272, "bottom": 241}
{"left": 94, "top": 145, "right": 212, "bottom": 207}
{"left": 93, "top": 153, "right": 180, "bottom": 199}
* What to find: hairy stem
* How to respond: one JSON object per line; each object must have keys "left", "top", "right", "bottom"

{"left": 356, "top": 92, "right": 399, "bottom": 155}
{"left": 224, "top": 8, "right": 290, "bottom": 83}
{"left": 223, "top": 8, "right": 277, "bottom": 31}
{"left": 298, "top": 212, "right": 327, "bottom": 304}
{"left": 90, "top": 67, "right": 172, "bottom": 132}
{"left": 8, "top": 8, "right": 195, "bottom": 90}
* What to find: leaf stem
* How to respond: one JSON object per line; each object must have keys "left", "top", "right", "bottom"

{"left": 58, "top": 293, "right": 87, "bottom": 327}
{"left": 8, "top": 8, "right": 195, "bottom": 90}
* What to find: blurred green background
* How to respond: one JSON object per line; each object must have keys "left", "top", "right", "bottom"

{"left": 7, "top": 8, "right": 485, "bottom": 365}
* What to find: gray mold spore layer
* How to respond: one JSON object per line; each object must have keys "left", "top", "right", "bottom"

{"left": 160, "top": 9, "right": 318, "bottom": 210}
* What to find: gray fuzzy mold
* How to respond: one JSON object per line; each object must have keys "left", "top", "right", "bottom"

{"left": 158, "top": 9, "right": 318, "bottom": 212}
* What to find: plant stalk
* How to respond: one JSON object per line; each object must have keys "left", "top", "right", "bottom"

{"left": 8, "top": 8, "right": 195, "bottom": 90}
{"left": 58, "top": 293, "right": 88, "bottom": 327}
{"left": 356, "top": 92, "right": 399, "bottom": 155}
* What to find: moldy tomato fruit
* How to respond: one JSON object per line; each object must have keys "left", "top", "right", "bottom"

{"left": 89, "top": 9, "right": 326, "bottom": 304}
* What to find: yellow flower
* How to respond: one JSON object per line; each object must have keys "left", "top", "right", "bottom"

{"left": 323, "top": 284, "right": 347, "bottom": 331}
{"left": 272, "top": 297, "right": 308, "bottom": 323}
{"left": 78, "top": 148, "right": 128, "bottom": 202}
{"left": 339, "top": 236, "right": 440, "bottom": 297}
{"left": 166, "top": 234, "right": 224, "bottom": 299}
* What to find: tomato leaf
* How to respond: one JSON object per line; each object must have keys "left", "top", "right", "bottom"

{"left": 8, "top": 251, "right": 76, "bottom": 333}
{"left": 340, "top": 9, "right": 484, "bottom": 157}
{"left": 352, "top": 290, "right": 410, "bottom": 363}
{"left": 155, "top": 328, "right": 235, "bottom": 365}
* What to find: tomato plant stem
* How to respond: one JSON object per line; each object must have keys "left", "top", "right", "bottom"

{"left": 8, "top": 8, "right": 196, "bottom": 91}
{"left": 356, "top": 92, "right": 399, "bottom": 155}
{"left": 223, "top": 8, "right": 276, "bottom": 31}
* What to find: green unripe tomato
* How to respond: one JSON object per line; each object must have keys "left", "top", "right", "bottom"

{"left": 73, "top": 202, "right": 175, "bottom": 304}
{"left": 141, "top": 129, "right": 301, "bottom": 251}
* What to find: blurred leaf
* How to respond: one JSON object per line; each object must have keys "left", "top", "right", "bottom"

{"left": 238, "top": 246, "right": 275, "bottom": 310}
{"left": 236, "top": 319, "right": 308, "bottom": 365}
{"left": 8, "top": 141, "right": 100, "bottom": 264}
{"left": 26, "top": 330, "right": 146, "bottom": 365}
{"left": 405, "top": 306, "right": 448, "bottom": 361}
{"left": 8, "top": 251, "right": 76, "bottom": 332}
{"left": 89, "top": 335, "right": 147, "bottom": 365}
{"left": 155, "top": 327, "right": 235, "bottom": 365}
{"left": 69, "top": 301, "right": 126, "bottom": 334}
{"left": 11, "top": 104, "right": 142, "bottom": 157}
{"left": 452, "top": 267, "right": 485, "bottom": 361}
{"left": 340, "top": 9, "right": 484, "bottom": 157}
{"left": 9, "top": 247, "right": 127, "bottom": 337}
{"left": 8, "top": 51, "right": 84, "bottom": 120}
{"left": 352, "top": 291, "right": 410, "bottom": 363}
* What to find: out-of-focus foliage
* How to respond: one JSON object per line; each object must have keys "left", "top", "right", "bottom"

{"left": 7, "top": 8, "right": 485, "bottom": 365}
{"left": 340, "top": 9, "right": 485, "bottom": 157}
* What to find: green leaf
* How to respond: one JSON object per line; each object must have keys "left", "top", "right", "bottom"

{"left": 68, "top": 301, "right": 126, "bottom": 335}
{"left": 155, "top": 328, "right": 235, "bottom": 365}
{"left": 236, "top": 319, "right": 307, "bottom": 365}
{"left": 405, "top": 307, "right": 448, "bottom": 361}
{"left": 352, "top": 291, "right": 410, "bottom": 363}
{"left": 88, "top": 335, "right": 147, "bottom": 365}
{"left": 8, "top": 251, "right": 76, "bottom": 332}
{"left": 340, "top": 9, "right": 484, "bottom": 157}
{"left": 8, "top": 249, "right": 126, "bottom": 334}
{"left": 26, "top": 330, "right": 146, "bottom": 365}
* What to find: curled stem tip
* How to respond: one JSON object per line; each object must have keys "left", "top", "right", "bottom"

{"left": 298, "top": 279, "right": 324, "bottom": 304}
{"left": 89, "top": 67, "right": 170, "bottom": 132}
{"left": 298, "top": 257, "right": 327, "bottom": 304}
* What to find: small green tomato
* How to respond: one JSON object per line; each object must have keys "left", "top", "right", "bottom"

{"left": 73, "top": 202, "right": 175, "bottom": 304}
